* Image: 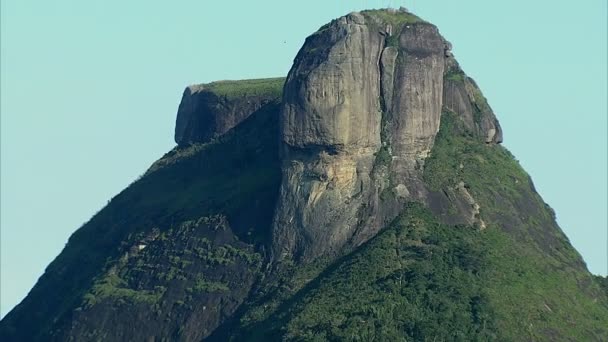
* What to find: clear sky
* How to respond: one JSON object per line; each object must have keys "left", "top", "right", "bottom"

{"left": 1, "top": 0, "right": 606, "bottom": 318}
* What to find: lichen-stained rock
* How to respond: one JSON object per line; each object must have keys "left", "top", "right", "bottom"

{"left": 175, "top": 78, "right": 284, "bottom": 145}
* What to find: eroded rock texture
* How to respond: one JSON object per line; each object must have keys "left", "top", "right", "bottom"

{"left": 388, "top": 23, "right": 445, "bottom": 172}
{"left": 273, "top": 13, "right": 383, "bottom": 261}
{"left": 282, "top": 13, "right": 383, "bottom": 150}
{"left": 272, "top": 10, "right": 502, "bottom": 262}
{"left": 272, "top": 12, "right": 440, "bottom": 261}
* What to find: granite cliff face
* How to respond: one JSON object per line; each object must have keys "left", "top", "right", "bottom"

{"left": 175, "top": 78, "right": 284, "bottom": 145}
{"left": 2, "top": 9, "right": 607, "bottom": 342}
{"left": 273, "top": 12, "right": 384, "bottom": 261}
{"left": 272, "top": 9, "right": 502, "bottom": 262}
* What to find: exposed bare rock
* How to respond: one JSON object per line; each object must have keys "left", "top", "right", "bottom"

{"left": 175, "top": 78, "right": 284, "bottom": 145}
{"left": 443, "top": 59, "right": 503, "bottom": 143}
{"left": 380, "top": 46, "right": 398, "bottom": 112}
{"left": 273, "top": 11, "right": 449, "bottom": 262}
{"left": 272, "top": 150, "right": 376, "bottom": 260}
{"left": 388, "top": 22, "right": 446, "bottom": 173}
{"left": 275, "top": 12, "right": 385, "bottom": 261}
{"left": 281, "top": 13, "right": 383, "bottom": 150}
{"left": 272, "top": 9, "right": 505, "bottom": 263}
{"left": 455, "top": 181, "right": 486, "bottom": 229}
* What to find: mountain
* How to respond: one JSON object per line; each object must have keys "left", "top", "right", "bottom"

{"left": 1, "top": 8, "right": 607, "bottom": 341}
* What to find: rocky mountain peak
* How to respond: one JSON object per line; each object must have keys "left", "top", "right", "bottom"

{"left": 272, "top": 9, "right": 502, "bottom": 262}
{"left": 2, "top": 9, "right": 607, "bottom": 342}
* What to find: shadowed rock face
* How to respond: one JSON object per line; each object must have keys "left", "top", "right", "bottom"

{"left": 175, "top": 78, "right": 284, "bottom": 145}
{"left": 272, "top": 10, "right": 502, "bottom": 262}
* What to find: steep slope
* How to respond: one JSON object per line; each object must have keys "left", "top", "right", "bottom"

{"left": 0, "top": 85, "right": 282, "bottom": 341}
{"left": 213, "top": 9, "right": 608, "bottom": 340}
{"left": 214, "top": 112, "right": 607, "bottom": 341}
{"left": 272, "top": 9, "right": 502, "bottom": 263}
{"left": 2, "top": 8, "right": 607, "bottom": 342}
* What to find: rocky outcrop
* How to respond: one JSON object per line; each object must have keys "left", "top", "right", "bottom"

{"left": 6, "top": 10, "right": 608, "bottom": 342}
{"left": 443, "top": 59, "right": 503, "bottom": 143}
{"left": 388, "top": 23, "right": 445, "bottom": 168}
{"left": 175, "top": 78, "right": 284, "bottom": 145}
{"left": 274, "top": 12, "right": 384, "bottom": 261}
{"left": 272, "top": 11, "right": 451, "bottom": 262}
{"left": 282, "top": 13, "right": 383, "bottom": 149}
{"left": 272, "top": 10, "right": 504, "bottom": 262}
{"left": 382, "top": 22, "right": 446, "bottom": 204}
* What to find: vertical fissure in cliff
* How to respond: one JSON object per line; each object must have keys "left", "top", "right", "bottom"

{"left": 378, "top": 35, "right": 391, "bottom": 146}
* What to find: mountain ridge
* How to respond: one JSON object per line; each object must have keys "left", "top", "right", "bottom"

{"left": 1, "top": 8, "right": 607, "bottom": 341}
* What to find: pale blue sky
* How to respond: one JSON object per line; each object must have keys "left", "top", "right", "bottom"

{"left": 1, "top": 0, "right": 606, "bottom": 318}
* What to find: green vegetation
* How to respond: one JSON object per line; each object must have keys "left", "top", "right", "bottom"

{"left": 375, "top": 108, "right": 393, "bottom": 171}
{"left": 194, "top": 244, "right": 258, "bottom": 266}
{"left": 467, "top": 80, "right": 492, "bottom": 124}
{"left": 83, "top": 274, "right": 166, "bottom": 307}
{"left": 373, "top": 143, "right": 395, "bottom": 202}
{"left": 145, "top": 143, "right": 208, "bottom": 174}
{"left": 137, "top": 102, "right": 282, "bottom": 230}
{"left": 424, "top": 111, "right": 528, "bottom": 195}
{"left": 4, "top": 20, "right": 608, "bottom": 341}
{"left": 373, "top": 145, "right": 392, "bottom": 168}
{"left": 481, "top": 229, "right": 608, "bottom": 341}
{"left": 361, "top": 9, "right": 425, "bottom": 28}
{"left": 213, "top": 110, "right": 608, "bottom": 341}
{"left": 422, "top": 111, "right": 608, "bottom": 340}
{"left": 282, "top": 204, "right": 496, "bottom": 341}
{"left": 230, "top": 204, "right": 496, "bottom": 340}
{"left": 445, "top": 68, "right": 465, "bottom": 82}
{"left": 201, "top": 77, "right": 285, "bottom": 100}
{"left": 226, "top": 256, "right": 337, "bottom": 337}
{"left": 79, "top": 211, "right": 263, "bottom": 310}
{"left": 0, "top": 99, "right": 281, "bottom": 341}
{"left": 595, "top": 276, "right": 608, "bottom": 297}
{"left": 187, "top": 275, "right": 229, "bottom": 293}
{"left": 363, "top": 9, "right": 425, "bottom": 52}
{"left": 385, "top": 33, "right": 400, "bottom": 48}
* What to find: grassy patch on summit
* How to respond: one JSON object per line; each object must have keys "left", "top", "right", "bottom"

{"left": 202, "top": 77, "right": 285, "bottom": 100}
{"left": 361, "top": 9, "right": 424, "bottom": 28}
